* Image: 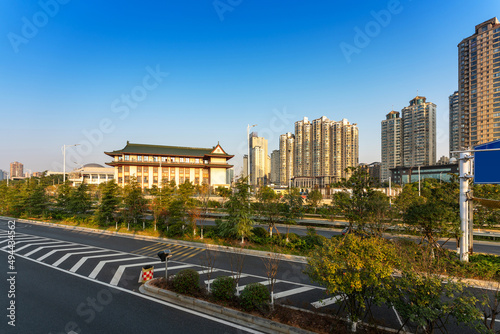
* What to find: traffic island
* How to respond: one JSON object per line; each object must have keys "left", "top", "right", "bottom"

{"left": 141, "top": 278, "right": 394, "bottom": 334}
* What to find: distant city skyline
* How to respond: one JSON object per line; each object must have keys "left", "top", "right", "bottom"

{"left": 1, "top": 1, "right": 499, "bottom": 175}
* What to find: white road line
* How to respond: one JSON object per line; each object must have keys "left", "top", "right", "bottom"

{"left": 24, "top": 243, "right": 76, "bottom": 257}
{"left": 110, "top": 261, "right": 164, "bottom": 286}
{"left": 311, "top": 295, "right": 342, "bottom": 308}
{"left": 89, "top": 256, "right": 148, "bottom": 279}
{"left": 237, "top": 280, "right": 275, "bottom": 292}
{"left": 70, "top": 253, "right": 128, "bottom": 272}
{"left": 37, "top": 246, "right": 94, "bottom": 261}
{"left": 197, "top": 269, "right": 220, "bottom": 275}
{"left": 154, "top": 264, "right": 195, "bottom": 272}
{"left": 0, "top": 248, "right": 264, "bottom": 334}
{"left": 14, "top": 241, "right": 65, "bottom": 252}
{"left": 53, "top": 250, "right": 109, "bottom": 267}
{"left": 273, "top": 286, "right": 315, "bottom": 300}
{"left": 0, "top": 236, "right": 42, "bottom": 246}
{"left": 204, "top": 274, "right": 249, "bottom": 285}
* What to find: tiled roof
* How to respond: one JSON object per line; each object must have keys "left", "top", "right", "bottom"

{"left": 105, "top": 142, "right": 231, "bottom": 157}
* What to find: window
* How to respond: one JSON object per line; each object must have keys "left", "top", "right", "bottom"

{"left": 124, "top": 166, "right": 129, "bottom": 173}
{"left": 138, "top": 156, "right": 142, "bottom": 161}
{"left": 143, "top": 176, "right": 148, "bottom": 183}
{"left": 124, "top": 155, "right": 129, "bottom": 161}
{"left": 180, "top": 157, "right": 184, "bottom": 162}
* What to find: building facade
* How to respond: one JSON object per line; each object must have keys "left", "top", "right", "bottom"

{"left": 458, "top": 18, "right": 500, "bottom": 150}
{"left": 402, "top": 96, "right": 437, "bottom": 167}
{"left": 390, "top": 163, "right": 459, "bottom": 186}
{"left": 280, "top": 116, "right": 359, "bottom": 187}
{"left": 279, "top": 132, "right": 295, "bottom": 186}
{"left": 249, "top": 132, "right": 269, "bottom": 186}
{"left": 449, "top": 91, "right": 460, "bottom": 158}
{"left": 10, "top": 161, "right": 23, "bottom": 179}
{"left": 381, "top": 110, "right": 402, "bottom": 182}
{"left": 68, "top": 163, "right": 115, "bottom": 186}
{"left": 105, "top": 142, "right": 233, "bottom": 189}
{"left": 270, "top": 150, "right": 280, "bottom": 184}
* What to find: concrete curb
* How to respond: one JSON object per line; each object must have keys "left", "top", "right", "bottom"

{"left": 141, "top": 279, "right": 316, "bottom": 334}
{"left": 0, "top": 216, "right": 308, "bottom": 263}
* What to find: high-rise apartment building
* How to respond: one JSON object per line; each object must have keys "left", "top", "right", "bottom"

{"left": 402, "top": 96, "right": 436, "bottom": 167}
{"left": 458, "top": 18, "right": 500, "bottom": 149}
{"left": 449, "top": 91, "right": 460, "bottom": 157}
{"left": 270, "top": 150, "right": 280, "bottom": 184}
{"left": 280, "top": 116, "right": 358, "bottom": 186}
{"left": 249, "top": 132, "right": 269, "bottom": 185}
{"left": 381, "top": 110, "right": 402, "bottom": 181}
{"left": 10, "top": 161, "right": 23, "bottom": 179}
{"left": 279, "top": 132, "right": 295, "bottom": 186}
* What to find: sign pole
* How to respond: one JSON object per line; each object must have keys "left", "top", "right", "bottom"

{"left": 459, "top": 153, "right": 471, "bottom": 262}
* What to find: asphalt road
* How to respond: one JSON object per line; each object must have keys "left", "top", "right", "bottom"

{"left": 0, "top": 218, "right": 496, "bottom": 333}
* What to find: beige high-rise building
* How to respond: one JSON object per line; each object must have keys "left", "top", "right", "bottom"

{"left": 402, "top": 96, "right": 436, "bottom": 167}
{"left": 10, "top": 161, "right": 23, "bottom": 179}
{"left": 458, "top": 18, "right": 500, "bottom": 149}
{"left": 270, "top": 150, "right": 280, "bottom": 184}
{"left": 279, "top": 132, "right": 295, "bottom": 186}
{"left": 381, "top": 110, "right": 402, "bottom": 181}
{"left": 280, "top": 116, "right": 359, "bottom": 186}
{"left": 249, "top": 132, "right": 269, "bottom": 185}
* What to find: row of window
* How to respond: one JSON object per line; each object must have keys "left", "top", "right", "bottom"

{"left": 118, "top": 155, "right": 203, "bottom": 164}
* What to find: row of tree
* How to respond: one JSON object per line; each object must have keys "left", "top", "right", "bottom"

{"left": 0, "top": 168, "right": 499, "bottom": 247}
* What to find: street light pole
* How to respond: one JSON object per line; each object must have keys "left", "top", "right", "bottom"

{"left": 62, "top": 144, "right": 79, "bottom": 182}
{"left": 418, "top": 166, "right": 421, "bottom": 197}
{"left": 247, "top": 124, "right": 257, "bottom": 186}
{"left": 388, "top": 176, "right": 391, "bottom": 206}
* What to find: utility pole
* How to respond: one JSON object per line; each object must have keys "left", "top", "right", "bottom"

{"left": 459, "top": 152, "right": 473, "bottom": 262}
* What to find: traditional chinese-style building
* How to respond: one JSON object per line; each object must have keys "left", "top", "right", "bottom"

{"left": 105, "top": 142, "right": 233, "bottom": 189}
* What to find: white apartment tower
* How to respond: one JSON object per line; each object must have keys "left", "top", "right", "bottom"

{"left": 402, "top": 96, "right": 437, "bottom": 167}
{"left": 381, "top": 110, "right": 402, "bottom": 181}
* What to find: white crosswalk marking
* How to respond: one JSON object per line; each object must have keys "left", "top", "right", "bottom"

{"left": 236, "top": 280, "right": 278, "bottom": 292}
{"left": 70, "top": 253, "right": 128, "bottom": 272}
{"left": 53, "top": 249, "right": 109, "bottom": 267}
{"left": 37, "top": 246, "right": 94, "bottom": 261}
{"left": 155, "top": 264, "right": 196, "bottom": 273}
{"left": 89, "top": 256, "right": 147, "bottom": 279}
{"left": 273, "top": 286, "right": 315, "bottom": 299}
{"left": 110, "top": 261, "right": 164, "bottom": 286}
{"left": 197, "top": 269, "right": 220, "bottom": 275}
{"left": 24, "top": 243, "right": 75, "bottom": 257}
{"left": 0, "top": 237, "right": 43, "bottom": 248}
{"left": 311, "top": 295, "right": 342, "bottom": 308}
{"left": 15, "top": 241, "right": 65, "bottom": 252}
{"left": 204, "top": 274, "right": 248, "bottom": 285}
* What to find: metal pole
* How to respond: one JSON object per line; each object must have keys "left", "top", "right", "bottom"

{"left": 459, "top": 153, "right": 470, "bottom": 262}
{"left": 389, "top": 177, "right": 391, "bottom": 206}
{"left": 165, "top": 259, "right": 168, "bottom": 279}
{"left": 63, "top": 145, "right": 66, "bottom": 182}
{"left": 418, "top": 166, "right": 421, "bottom": 197}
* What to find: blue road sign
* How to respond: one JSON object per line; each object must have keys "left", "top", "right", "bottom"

{"left": 474, "top": 139, "right": 500, "bottom": 184}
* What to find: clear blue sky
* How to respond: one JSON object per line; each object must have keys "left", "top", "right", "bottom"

{"left": 1, "top": 0, "right": 499, "bottom": 175}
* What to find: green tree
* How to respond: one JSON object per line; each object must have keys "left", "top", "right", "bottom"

{"left": 282, "top": 187, "right": 304, "bottom": 241}
{"left": 331, "top": 166, "right": 392, "bottom": 236}
{"left": 122, "top": 177, "right": 147, "bottom": 229}
{"left": 216, "top": 186, "right": 231, "bottom": 208}
{"left": 306, "top": 234, "right": 397, "bottom": 331}
{"left": 55, "top": 181, "right": 72, "bottom": 212}
{"left": 389, "top": 270, "right": 482, "bottom": 333}
{"left": 68, "top": 183, "right": 92, "bottom": 214}
{"left": 217, "top": 177, "right": 253, "bottom": 243}
{"left": 95, "top": 180, "right": 121, "bottom": 226}
{"left": 403, "top": 179, "right": 460, "bottom": 248}
{"left": 23, "top": 181, "right": 50, "bottom": 217}
{"left": 256, "top": 186, "right": 281, "bottom": 237}
{"left": 306, "top": 189, "right": 322, "bottom": 213}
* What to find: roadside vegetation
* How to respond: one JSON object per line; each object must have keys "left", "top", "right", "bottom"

{"left": 1, "top": 169, "right": 500, "bottom": 332}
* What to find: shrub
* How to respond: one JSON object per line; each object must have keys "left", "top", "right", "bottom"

{"left": 240, "top": 283, "right": 270, "bottom": 312}
{"left": 211, "top": 276, "right": 236, "bottom": 301}
{"left": 172, "top": 269, "right": 200, "bottom": 295}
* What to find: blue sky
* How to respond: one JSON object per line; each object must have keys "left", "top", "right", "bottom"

{"left": 1, "top": 0, "right": 499, "bottom": 175}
